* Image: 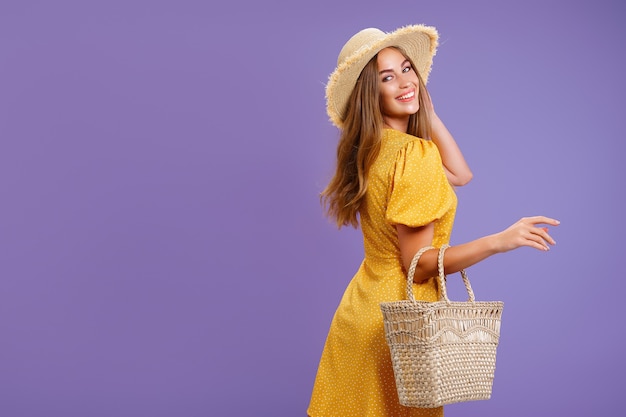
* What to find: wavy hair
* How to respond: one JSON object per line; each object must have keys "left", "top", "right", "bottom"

{"left": 321, "top": 47, "right": 432, "bottom": 228}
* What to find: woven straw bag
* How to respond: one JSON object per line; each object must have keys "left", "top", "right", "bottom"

{"left": 380, "top": 245, "right": 504, "bottom": 408}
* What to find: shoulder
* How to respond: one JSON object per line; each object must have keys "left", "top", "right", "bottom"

{"left": 381, "top": 129, "right": 440, "bottom": 166}
{"left": 382, "top": 129, "right": 436, "bottom": 154}
{"left": 370, "top": 129, "right": 439, "bottom": 178}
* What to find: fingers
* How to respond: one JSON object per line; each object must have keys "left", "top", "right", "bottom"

{"left": 529, "top": 226, "right": 555, "bottom": 251}
{"left": 520, "top": 216, "right": 561, "bottom": 227}
{"left": 508, "top": 216, "right": 560, "bottom": 252}
{"left": 517, "top": 217, "right": 560, "bottom": 249}
{"left": 540, "top": 227, "right": 557, "bottom": 246}
{"left": 524, "top": 222, "right": 557, "bottom": 251}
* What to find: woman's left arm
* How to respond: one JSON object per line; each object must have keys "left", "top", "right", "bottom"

{"left": 430, "top": 111, "right": 473, "bottom": 186}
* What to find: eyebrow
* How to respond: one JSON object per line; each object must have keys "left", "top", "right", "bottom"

{"left": 379, "top": 59, "right": 410, "bottom": 75}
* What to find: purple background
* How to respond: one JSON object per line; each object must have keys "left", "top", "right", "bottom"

{"left": 1, "top": 0, "right": 624, "bottom": 416}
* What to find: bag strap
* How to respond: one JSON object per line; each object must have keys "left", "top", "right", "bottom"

{"left": 406, "top": 246, "right": 434, "bottom": 302}
{"left": 437, "top": 244, "right": 476, "bottom": 303}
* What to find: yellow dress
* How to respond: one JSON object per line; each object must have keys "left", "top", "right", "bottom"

{"left": 308, "top": 129, "right": 457, "bottom": 417}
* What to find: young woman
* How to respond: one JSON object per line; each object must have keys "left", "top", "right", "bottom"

{"left": 308, "top": 25, "right": 559, "bottom": 417}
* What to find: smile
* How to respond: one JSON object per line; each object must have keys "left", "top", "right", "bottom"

{"left": 396, "top": 90, "right": 415, "bottom": 101}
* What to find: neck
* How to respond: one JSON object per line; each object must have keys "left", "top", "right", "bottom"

{"left": 383, "top": 117, "right": 409, "bottom": 133}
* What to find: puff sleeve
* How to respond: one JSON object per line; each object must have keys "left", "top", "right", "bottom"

{"left": 385, "top": 139, "right": 454, "bottom": 227}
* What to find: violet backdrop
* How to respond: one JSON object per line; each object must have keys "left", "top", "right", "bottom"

{"left": 1, "top": 0, "right": 624, "bottom": 416}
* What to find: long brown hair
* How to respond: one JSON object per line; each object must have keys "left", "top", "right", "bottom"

{"left": 321, "top": 47, "right": 433, "bottom": 228}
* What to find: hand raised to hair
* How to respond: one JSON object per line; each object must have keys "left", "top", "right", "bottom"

{"left": 493, "top": 216, "right": 560, "bottom": 253}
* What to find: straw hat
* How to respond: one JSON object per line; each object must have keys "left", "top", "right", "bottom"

{"left": 325, "top": 24, "right": 439, "bottom": 128}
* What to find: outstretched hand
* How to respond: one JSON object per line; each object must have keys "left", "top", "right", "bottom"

{"left": 493, "top": 216, "right": 560, "bottom": 253}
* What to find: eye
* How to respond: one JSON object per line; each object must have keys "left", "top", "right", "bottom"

{"left": 382, "top": 75, "right": 393, "bottom": 82}
{"left": 402, "top": 65, "right": 412, "bottom": 73}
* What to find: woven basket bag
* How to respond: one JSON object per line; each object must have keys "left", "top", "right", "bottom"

{"left": 380, "top": 245, "right": 504, "bottom": 408}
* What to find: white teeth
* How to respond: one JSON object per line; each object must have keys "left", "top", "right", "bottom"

{"left": 398, "top": 91, "right": 415, "bottom": 100}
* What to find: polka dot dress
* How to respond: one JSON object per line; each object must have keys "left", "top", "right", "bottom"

{"left": 308, "top": 129, "right": 457, "bottom": 417}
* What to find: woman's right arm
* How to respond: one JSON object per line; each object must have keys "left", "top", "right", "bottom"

{"left": 397, "top": 216, "right": 560, "bottom": 283}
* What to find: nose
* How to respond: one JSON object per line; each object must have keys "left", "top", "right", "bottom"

{"left": 399, "top": 72, "right": 413, "bottom": 88}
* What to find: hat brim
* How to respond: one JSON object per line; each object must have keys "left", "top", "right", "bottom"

{"left": 325, "top": 25, "right": 438, "bottom": 128}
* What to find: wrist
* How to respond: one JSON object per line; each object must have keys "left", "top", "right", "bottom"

{"left": 483, "top": 234, "right": 502, "bottom": 255}
{"left": 429, "top": 111, "right": 441, "bottom": 126}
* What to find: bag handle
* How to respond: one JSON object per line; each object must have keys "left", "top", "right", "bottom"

{"left": 406, "top": 245, "right": 434, "bottom": 302}
{"left": 406, "top": 244, "right": 476, "bottom": 303}
{"left": 437, "top": 244, "right": 476, "bottom": 303}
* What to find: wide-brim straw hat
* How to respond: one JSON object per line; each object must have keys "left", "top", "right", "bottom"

{"left": 326, "top": 24, "right": 439, "bottom": 128}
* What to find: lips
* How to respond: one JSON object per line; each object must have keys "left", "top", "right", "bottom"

{"left": 396, "top": 90, "right": 415, "bottom": 101}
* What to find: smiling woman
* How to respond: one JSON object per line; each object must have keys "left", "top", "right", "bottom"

{"left": 377, "top": 48, "right": 422, "bottom": 131}
{"left": 308, "top": 24, "right": 559, "bottom": 417}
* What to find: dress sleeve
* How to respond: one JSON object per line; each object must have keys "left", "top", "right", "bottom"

{"left": 386, "top": 139, "right": 454, "bottom": 227}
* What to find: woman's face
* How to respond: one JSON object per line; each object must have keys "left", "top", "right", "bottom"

{"left": 376, "top": 47, "right": 420, "bottom": 130}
